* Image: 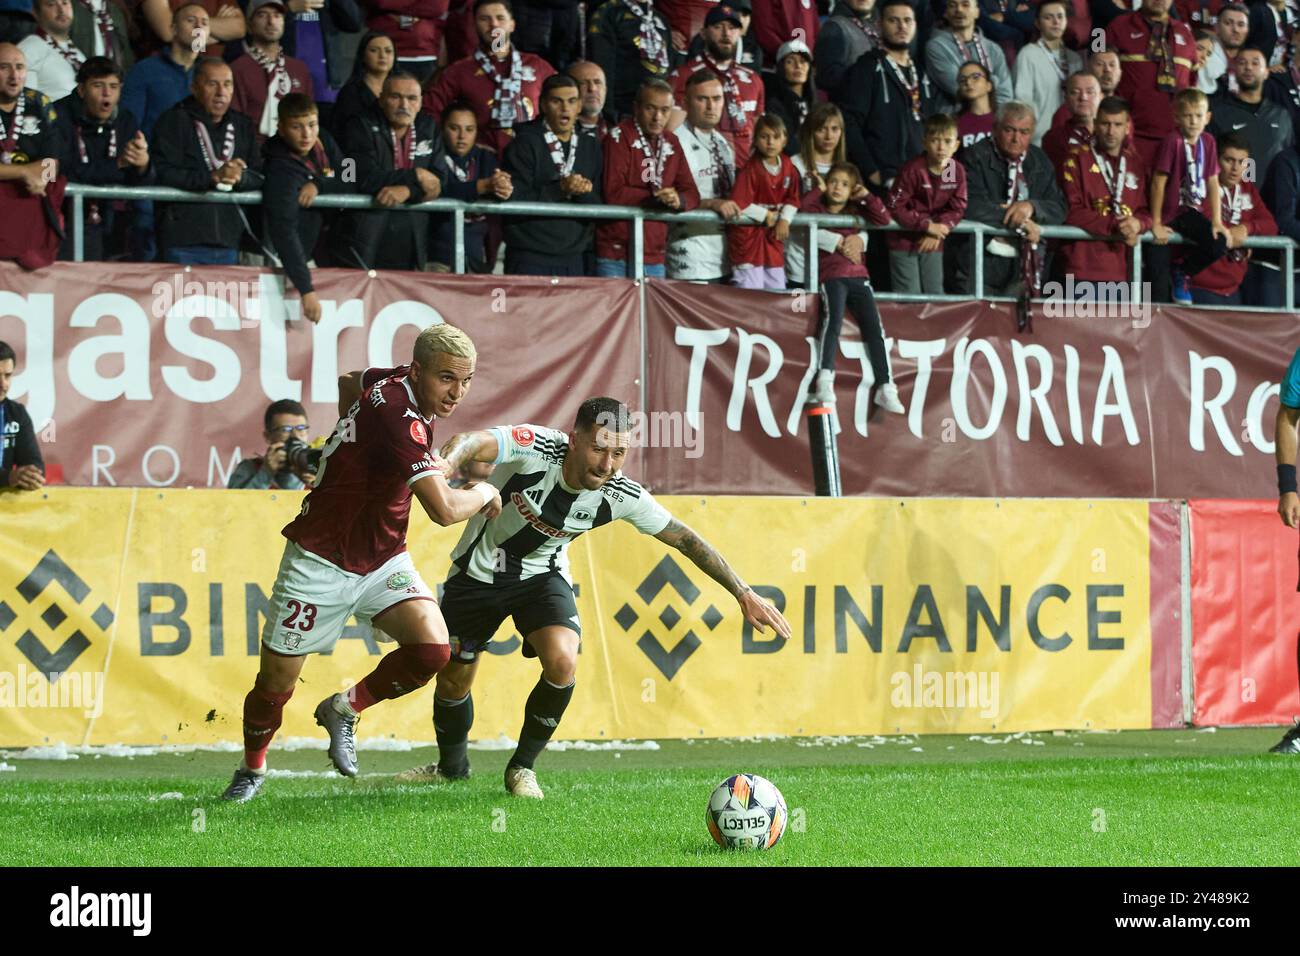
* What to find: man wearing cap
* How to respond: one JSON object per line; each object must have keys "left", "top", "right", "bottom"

{"left": 1106, "top": 0, "right": 1196, "bottom": 168}
{"left": 684, "top": 0, "right": 763, "bottom": 72}
{"left": 423, "top": 0, "right": 555, "bottom": 155}
{"left": 668, "top": 5, "right": 762, "bottom": 158}
{"left": 231, "top": 0, "right": 314, "bottom": 143}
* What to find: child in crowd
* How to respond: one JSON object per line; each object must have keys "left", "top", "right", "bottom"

{"left": 261, "top": 93, "right": 350, "bottom": 324}
{"left": 432, "top": 102, "right": 513, "bottom": 273}
{"left": 786, "top": 103, "right": 848, "bottom": 287}
{"left": 1149, "top": 87, "right": 1230, "bottom": 304}
{"left": 887, "top": 113, "right": 967, "bottom": 294}
{"left": 1189, "top": 132, "right": 1277, "bottom": 305}
{"left": 800, "top": 162, "right": 903, "bottom": 414}
{"left": 729, "top": 114, "right": 801, "bottom": 290}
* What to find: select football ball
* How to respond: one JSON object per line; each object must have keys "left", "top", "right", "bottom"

{"left": 706, "top": 773, "right": 787, "bottom": 850}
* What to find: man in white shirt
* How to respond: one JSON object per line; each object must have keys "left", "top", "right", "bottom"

{"left": 18, "top": 0, "right": 86, "bottom": 103}
{"left": 1012, "top": 0, "right": 1081, "bottom": 144}
{"left": 667, "top": 70, "right": 740, "bottom": 283}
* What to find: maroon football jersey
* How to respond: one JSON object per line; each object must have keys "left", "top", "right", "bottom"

{"left": 282, "top": 366, "right": 441, "bottom": 574}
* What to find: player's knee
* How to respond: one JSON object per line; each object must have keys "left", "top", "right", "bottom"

{"left": 402, "top": 642, "right": 451, "bottom": 685}
{"left": 541, "top": 650, "right": 578, "bottom": 687}
{"left": 435, "top": 667, "right": 474, "bottom": 701}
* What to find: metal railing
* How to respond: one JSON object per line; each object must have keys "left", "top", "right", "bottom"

{"left": 65, "top": 184, "right": 1298, "bottom": 309}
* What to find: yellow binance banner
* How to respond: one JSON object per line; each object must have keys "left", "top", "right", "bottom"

{"left": 0, "top": 490, "right": 1156, "bottom": 745}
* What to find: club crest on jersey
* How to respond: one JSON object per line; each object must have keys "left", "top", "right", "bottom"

{"left": 512, "top": 426, "right": 535, "bottom": 447}
{"left": 410, "top": 420, "right": 428, "bottom": 445}
{"left": 386, "top": 571, "right": 414, "bottom": 590}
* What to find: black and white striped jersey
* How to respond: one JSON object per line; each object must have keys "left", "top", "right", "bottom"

{"left": 446, "top": 424, "right": 673, "bottom": 585}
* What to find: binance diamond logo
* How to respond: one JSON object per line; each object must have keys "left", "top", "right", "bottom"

{"left": 615, "top": 555, "right": 722, "bottom": 680}
{"left": 0, "top": 550, "right": 113, "bottom": 680}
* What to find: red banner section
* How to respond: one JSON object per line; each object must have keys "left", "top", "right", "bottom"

{"left": 0, "top": 264, "right": 640, "bottom": 488}
{"left": 1149, "top": 500, "right": 1186, "bottom": 728}
{"left": 640, "top": 282, "right": 1296, "bottom": 498}
{"left": 1189, "top": 499, "right": 1300, "bottom": 726}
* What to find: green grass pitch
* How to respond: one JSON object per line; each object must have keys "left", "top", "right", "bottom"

{"left": 2, "top": 729, "right": 1297, "bottom": 866}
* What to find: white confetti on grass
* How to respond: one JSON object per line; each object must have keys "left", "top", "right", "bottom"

{"left": 4, "top": 735, "right": 665, "bottom": 760}
{"left": 149, "top": 792, "right": 184, "bottom": 801}
{"left": 545, "top": 739, "right": 660, "bottom": 752}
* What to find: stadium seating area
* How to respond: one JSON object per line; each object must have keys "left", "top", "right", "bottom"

{"left": 3, "top": 0, "right": 1300, "bottom": 306}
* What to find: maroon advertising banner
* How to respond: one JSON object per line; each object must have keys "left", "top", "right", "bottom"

{"left": 0, "top": 263, "right": 640, "bottom": 488}
{"left": 3, "top": 262, "right": 1298, "bottom": 497}
{"left": 641, "top": 280, "right": 1300, "bottom": 498}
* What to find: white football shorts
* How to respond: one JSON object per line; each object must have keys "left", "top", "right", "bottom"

{"left": 261, "top": 542, "right": 435, "bottom": 656}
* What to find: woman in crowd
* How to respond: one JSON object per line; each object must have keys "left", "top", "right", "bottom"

{"left": 763, "top": 38, "right": 817, "bottom": 158}
{"left": 955, "top": 59, "right": 997, "bottom": 149}
{"left": 786, "top": 102, "right": 847, "bottom": 288}
{"left": 329, "top": 30, "right": 394, "bottom": 139}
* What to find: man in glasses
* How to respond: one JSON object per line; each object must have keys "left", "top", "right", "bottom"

{"left": 228, "top": 398, "right": 316, "bottom": 490}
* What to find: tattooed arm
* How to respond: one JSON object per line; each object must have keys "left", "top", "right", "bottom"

{"left": 654, "top": 519, "right": 792, "bottom": 638}
{"left": 438, "top": 430, "right": 500, "bottom": 472}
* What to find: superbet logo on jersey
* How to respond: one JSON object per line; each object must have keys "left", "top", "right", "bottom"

{"left": 409, "top": 420, "right": 428, "bottom": 446}
{"left": 513, "top": 426, "right": 535, "bottom": 447}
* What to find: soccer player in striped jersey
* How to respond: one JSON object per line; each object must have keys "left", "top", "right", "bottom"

{"left": 398, "top": 396, "right": 793, "bottom": 797}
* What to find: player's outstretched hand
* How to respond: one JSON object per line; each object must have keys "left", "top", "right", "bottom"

{"left": 739, "top": 588, "right": 791, "bottom": 640}
{"left": 1280, "top": 492, "right": 1300, "bottom": 528}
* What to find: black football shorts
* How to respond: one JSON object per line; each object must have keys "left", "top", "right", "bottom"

{"left": 440, "top": 571, "right": 581, "bottom": 663}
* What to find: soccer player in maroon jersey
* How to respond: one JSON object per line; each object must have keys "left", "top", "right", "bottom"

{"left": 221, "top": 324, "right": 503, "bottom": 802}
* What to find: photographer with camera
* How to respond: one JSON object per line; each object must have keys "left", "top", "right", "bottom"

{"left": 228, "top": 399, "right": 318, "bottom": 490}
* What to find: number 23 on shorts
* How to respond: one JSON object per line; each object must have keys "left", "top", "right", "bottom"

{"left": 281, "top": 599, "right": 318, "bottom": 631}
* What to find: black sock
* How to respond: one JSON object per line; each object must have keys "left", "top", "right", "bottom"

{"left": 434, "top": 692, "right": 473, "bottom": 775}
{"left": 510, "top": 678, "right": 574, "bottom": 770}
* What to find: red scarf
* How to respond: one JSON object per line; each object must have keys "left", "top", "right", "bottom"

{"left": 391, "top": 126, "right": 414, "bottom": 169}
{"left": 1145, "top": 16, "right": 1178, "bottom": 92}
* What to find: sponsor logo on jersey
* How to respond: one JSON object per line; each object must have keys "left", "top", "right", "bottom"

{"left": 510, "top": 491, "right": 570, "bottom": 538}
{"left": 513, "top": 426, "right": 535, "bottom": 447}
{"left": 387, "top": 571, "right": 414, "bottom": 590}
{"left": 410, "top": 420, "right": 428, "bottom": 445}
{"left": 572, "top": 509, "right": 592, "bottom": 522}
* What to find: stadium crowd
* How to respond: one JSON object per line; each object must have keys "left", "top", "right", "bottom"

{"left": 2, "top": 0, "right": 1300, "bottom": 308}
